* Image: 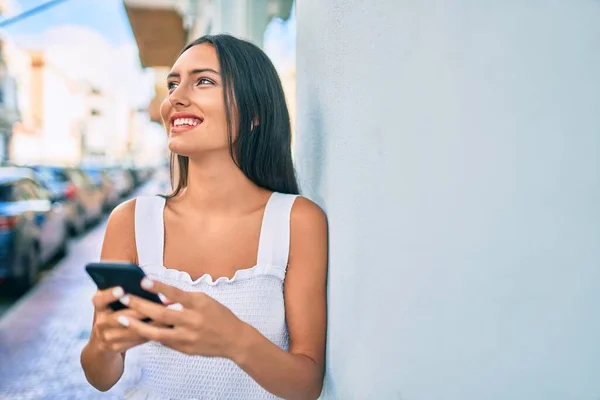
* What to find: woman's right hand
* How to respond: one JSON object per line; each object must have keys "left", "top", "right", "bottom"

{"left": 90, "top": 287, "right": 149, "bottom": 354}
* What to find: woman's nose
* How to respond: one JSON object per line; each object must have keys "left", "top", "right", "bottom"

{"left": 169, "top": 87, "right": 191, "bottom": 108}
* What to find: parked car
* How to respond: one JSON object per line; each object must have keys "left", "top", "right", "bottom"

{"left": 18, "top": 166, "right": 84, "bottom": 236}
{"left": 0, "top": 167, "right": 69, "bottom": 293}
{"left": 126, "top": 167, "right": 142, "bottom": 188}
{"left": 31, "top": 166, "right": 104, "bottom": 232}
{"left": 134, "top": 166, "right": 154, "bottom": 183}
{"left": 120, "top": 165, "right": 152, "bottom": 189}
{"left": 82, "top": 166, "right": 120, "bottom": 211}
{"left": 106, "top": 167, "right": 134, "bottom": 198}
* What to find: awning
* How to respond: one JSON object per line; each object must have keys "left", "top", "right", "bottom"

{"left": 124, "top": 5, "right": 187, "bottom": 68}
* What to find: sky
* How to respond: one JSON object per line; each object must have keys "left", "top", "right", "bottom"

{"left": 1, "top": 0, "right": 136, "bottom": 47}
{"left": 0, "top": 0, "right": 152, "bottom": 107}
{"left": 0, "top": 0, "right": 297, "bottom": 107}
{"left": 0, "top": 0, "right": 296, "bottom": 67}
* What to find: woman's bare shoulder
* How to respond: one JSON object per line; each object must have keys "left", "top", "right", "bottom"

{"left": 100, "top": 198, "right": 138, "bottom": 263}
{"left": 290, "top": 196, "right": 327, "bottom": 232}
{"left": 288, "top": 196, "right": 327, "bottom": 266}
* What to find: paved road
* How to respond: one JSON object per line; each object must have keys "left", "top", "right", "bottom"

{"left": 0, "top": 258, "right": 62, "bottom": 319}
{"left": 0, "top": 175, "right": 169, "bottom": 400}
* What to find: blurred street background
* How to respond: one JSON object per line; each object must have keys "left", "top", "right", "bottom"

{"left": 0, "top": 0, "right": 296, "bottom": 398}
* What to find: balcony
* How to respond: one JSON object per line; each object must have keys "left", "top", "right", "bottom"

{"left": 123, "top": 0, "right": 187, "bottom": 68}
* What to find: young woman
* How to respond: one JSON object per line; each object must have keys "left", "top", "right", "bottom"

{"left": 80, "top": 34, "right": 328, "bottom": 399}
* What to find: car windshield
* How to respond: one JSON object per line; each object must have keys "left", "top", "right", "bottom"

{"left": 33, "top": 169, "right": 56, "bottom": 187}
{"left": 84, "top": 169, "right": 101, "bottom": 179}
{"left": 36, "top": 167, "right": 70, "bottom": 183}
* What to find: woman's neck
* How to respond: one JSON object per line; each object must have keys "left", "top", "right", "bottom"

{"left": 173, "top": 152, "right": 268, "bottom": 214}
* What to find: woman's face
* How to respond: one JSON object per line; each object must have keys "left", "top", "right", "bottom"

{"left": 160, "top": 43, "right": 230, "bottom": 157}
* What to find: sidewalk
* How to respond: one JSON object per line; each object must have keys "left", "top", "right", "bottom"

{"left": 0, "top": 174, "right": 170, "bottom": 400}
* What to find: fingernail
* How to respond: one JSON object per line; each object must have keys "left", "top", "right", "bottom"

{"left": 112, "top": 287, "right": 124, "bottom": 298}
{"left": 117, "top": 316, "right": 129, "bottom": 327}
{"left": 119, "top": 295, "right": 130, "bottom": 305}
{"left": 158, "top": 293, "right": 169, "bottom": 303}
{"left": 168, "top": 303, "right": 183, "bottom": 311}
{"left": 141, "top": 278, "right": 154, "bottom": 289}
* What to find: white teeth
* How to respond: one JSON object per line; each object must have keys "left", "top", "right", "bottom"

{"left": 173, "top": 118, "right": 201, "bottom": 127}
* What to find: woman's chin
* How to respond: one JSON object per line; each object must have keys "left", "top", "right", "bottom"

{"left": 168, "top": 140, "right": 228, "bottom": 158}
{"left": 168, "top": 139, "right": 194, "bottom": 156}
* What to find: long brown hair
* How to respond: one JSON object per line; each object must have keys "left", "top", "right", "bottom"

{"left": 166, "top": 34, "right": 299, "bottom": 198}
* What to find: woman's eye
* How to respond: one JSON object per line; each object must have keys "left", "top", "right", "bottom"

{"left": 197, "top": 78, "right": 213, "bottom": 86}
{"left": 167, "top": 81, "right": 178, "bottom": 91}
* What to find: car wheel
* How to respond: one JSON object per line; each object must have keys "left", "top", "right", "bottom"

{"left": 71, "top": 207, "right": 86, "bottom": 236}
{"left": 56, "top": 227, "right": 69, "bottom": 259}
{"left": 14, "top": 247, "right": 40, "bottom": 294}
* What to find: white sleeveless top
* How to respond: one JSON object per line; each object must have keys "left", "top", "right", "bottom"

{"left": 125, "top": 192, "right": 298, "bottom": 400}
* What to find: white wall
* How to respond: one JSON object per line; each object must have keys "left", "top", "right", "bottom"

{"left": 12, "top": 64, "right": 82, "bottom": 165}
{"left": 295, "top": 1, "right": 600, "bottom": 399}
{"left": 41, "top": 67, "right": 82, "bottom": 164}
{"left": 83, "top": 90, "right": 131, "bottom": 163}
{"left": 189, "top": 0, "right": 276, "bottom": 47}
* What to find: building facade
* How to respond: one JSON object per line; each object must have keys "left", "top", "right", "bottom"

{"left": 9, "top": 50, "right": 85, "bottom": 165}
{"left": 123, "top": 0, "right": 294, "bottom": 124}
{"left": 0, "top": 38, "right": 21, "bottom": 162}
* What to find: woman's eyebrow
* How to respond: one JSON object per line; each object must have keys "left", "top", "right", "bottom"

{"left": 167, "top": 68, "right": 221, "bottom": 79}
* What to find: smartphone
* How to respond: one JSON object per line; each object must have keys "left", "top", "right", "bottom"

{"left": 85, "top": 262, "right": 163, "bottom": 313}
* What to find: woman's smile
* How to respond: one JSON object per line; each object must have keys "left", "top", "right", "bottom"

{"left": 169, "top": 112, "right": 204, "bottom": 135}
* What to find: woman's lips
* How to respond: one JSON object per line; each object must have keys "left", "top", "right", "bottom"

{"left": 170, "top": 116, "right": 203, "bottom": 134}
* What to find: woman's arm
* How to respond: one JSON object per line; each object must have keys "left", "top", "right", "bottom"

{"left": 81, "top": 199, "right": 138, "bottom": 391}
{"left": 230, "top": 197, "right": 328, "bottom": 399}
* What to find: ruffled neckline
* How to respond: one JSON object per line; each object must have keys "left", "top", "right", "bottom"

{"left": 145, "top": 263, "right": 287, "bottom": 286}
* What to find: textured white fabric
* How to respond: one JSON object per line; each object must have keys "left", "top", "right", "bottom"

{"left": 126, "top": 193, "right": 298, "bottom": 400}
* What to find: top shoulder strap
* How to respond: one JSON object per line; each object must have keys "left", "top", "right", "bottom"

{"left": 134, "top": 195, "right": 166, "bottom": 268}
{"left": 256, "top": 193, "right": 299, "bottom": 270}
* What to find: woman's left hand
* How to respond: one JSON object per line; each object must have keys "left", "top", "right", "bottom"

{"left": 117, "top": 278, "right": 245, "bottom": 358}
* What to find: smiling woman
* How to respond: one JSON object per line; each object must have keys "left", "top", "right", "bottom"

{"left": 80, "top": 34, "right": 328, "bottom": 400}
{"left": 163, "top": 35, "right": 300, "bottom": 198}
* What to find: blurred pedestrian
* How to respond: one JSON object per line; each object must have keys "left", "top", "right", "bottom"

{"left": 80, "top": 34, "right": 327, "bottom": 400}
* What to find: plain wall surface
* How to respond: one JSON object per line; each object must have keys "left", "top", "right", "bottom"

{"left": 294, "top": 1, "right": 600, "bottom": 399}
